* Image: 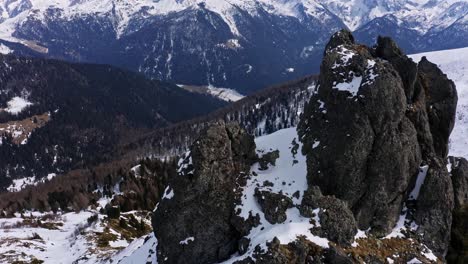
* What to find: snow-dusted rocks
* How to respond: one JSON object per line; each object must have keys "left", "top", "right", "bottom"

{"left": 145, "top": 31, "right": 463, "bottom": 263}
{"left": 408, "top": 47, "right": 468, "bottom": 160}
{"left": 152, "top": 122, "right": 256, "bottom": 264}
{"left": 299, "top": 30, "right": 458, "bottom": 257}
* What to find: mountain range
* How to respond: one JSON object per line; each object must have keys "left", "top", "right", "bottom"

{"left": 0, "top": 0, "right": 465, "bottom": 92}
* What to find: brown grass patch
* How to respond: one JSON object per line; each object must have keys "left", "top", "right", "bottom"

{"left": 344, "top": 237, "right": 441, "bottom": 263}
{"left": 0, "top": 113, "right": 50, "bottom": 145}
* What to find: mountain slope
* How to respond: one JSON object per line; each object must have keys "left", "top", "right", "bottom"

{"left": 0, "top": 0, "right": 465, "bottom": 92}
{"left": 0, "top": 55, "right": 226, "bottom": 191}
{"left": 0, "top": 37, "right": 466, "bottom": 264}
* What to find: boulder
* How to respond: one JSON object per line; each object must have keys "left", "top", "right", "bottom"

{"left": 254, "top": 189, "right": 293, "bottom": 224}
{"left": 300, "top": 187, "right": 357, "bottom": 246}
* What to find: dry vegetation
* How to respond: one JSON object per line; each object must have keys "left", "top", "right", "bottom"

{"left": 0, "top": 113, "right": 50, "bottom": 145}
{"left": 342, "top": 237, "right": 441, "bottom": 263}
{"left": 0, "top": 156, "right": 177, "bottom": 214}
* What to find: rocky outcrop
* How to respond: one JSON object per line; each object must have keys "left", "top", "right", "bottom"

{"left": 447, "top": 157, "right": 468, "bottom": 262}
{"left": 298, "top": 29, "right": 457, "bottom": 256}
{"left": 150, "top": 30, "right": 459, "bottom": 263}
{"left": 254, "top": 190, "right": 293, "bottom": 224}
{"left": 450, "top": 157, "right": 468, "bottom": 209}
{"left": 152, "top": 122, "right": 256, "bottom": 264}
{"left": 300, "top": 187, "right": 357, "bottom": 246}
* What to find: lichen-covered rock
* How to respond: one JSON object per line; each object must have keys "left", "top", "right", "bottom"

{"left": 152, "top": 121, "right": 256, "bottom": 264}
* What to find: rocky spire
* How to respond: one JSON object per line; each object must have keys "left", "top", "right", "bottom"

{"left": 298, "top": 29, "right": 458, "bottom": 256}
{"left": 152, "top": 121, "right": 256, "bottom": 264}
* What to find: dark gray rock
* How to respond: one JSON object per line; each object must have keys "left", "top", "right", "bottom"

{"left": 258, "top": 150, "right": 280, "bottom": 171}
{"left": 418, "top": 57, "right": 458, "bottom": 158}
{"left": 298, "top": 30, "right": 458, "bottom": 255}
{"left": 375, "top": 36, "right": 418, "bottom": 101}
{"left": 254, "top": 189, "right": 293, "bottom": 224}
{"left": 241, "top": 237, "right": 326, "bottom": 264}
{"left": 298, "top": 30, "right": 421, "bottom": 236}
{"left": 324, "top": 29, "right": 355, "bottom": 55}
{"left": 323, "top": 245, "right": 354, "bottom": 264}
{"left": 301, "top": 187, "right": 357, "bottom": 246}
{"left": 152, "top": 121, "right": 256, "bottom": 264}
{"left": 450, "top": 157, "right": 468, "bottom": 209}
{"left": 414, "top": 160, "right": 454, "bottom": 257}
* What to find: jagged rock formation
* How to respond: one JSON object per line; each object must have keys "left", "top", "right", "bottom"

{"left": 298, "top": 29, "right": 457, "bottom": 256}
{"left": 447, "top": 157, "right": 468, "bottom": 262}
{"left": 451, "top": 157, "right": 468, "bottom": 208}
{"left": 152, "top": 122, "right": 256, "bottom": 264}
{"left": 151, "top": 30, "right": 460, "bottom": 263}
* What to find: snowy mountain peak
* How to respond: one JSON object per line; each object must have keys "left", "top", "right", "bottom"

{"left": 0, "top": 0, "right": 465, "bottom": 91}
{"left": 317, "top": 0, "right": 468, "bottom": 31}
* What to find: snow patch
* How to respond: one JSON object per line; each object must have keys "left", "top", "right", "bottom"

{"left": 333, "top": 74, "right": 363, "bottom": 97}
{"left": 225, "top": 127, "right": 330, "bottom": 263}
{"left": 162, "top": 186, "right": 174, "bottom": 200}
{"left": 4, "top": 97, "right": 32, "bottom": 114}
{"left": 0, "top": 43, "right": 12, "bottom": 54}
{"left": 408, "top": 165, "right": 429, "bottom": 200}
{"left": 179, "top": 236, "right": 195, "bottom": 245}
{"left": 207, "top": 85, "right": 244, "bottom": 102}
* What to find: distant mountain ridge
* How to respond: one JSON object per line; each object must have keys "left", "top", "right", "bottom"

{"left": 0, "top": 0, "right": 465, "bottom": 92}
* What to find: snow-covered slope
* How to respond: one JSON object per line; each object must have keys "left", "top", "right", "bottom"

{"left": 222, "top": 127, "right": 330, "bottom": 263}
{"left": 0, "top": 0, "right": 464, "bottom": 39}
{"left": 118, "top": 126, "right": 328, "bottom": 263}
{"left": 409, "top": 47, "right": 468, "bottom": 159}
{"left": 0, "top": 200, "right": 153, "bottom": 263}
{"left": 318, "top": 0, "right": 468, "bottom": 32}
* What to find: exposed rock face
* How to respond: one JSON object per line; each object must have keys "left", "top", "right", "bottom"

{"left": 300, "top": 187, "right": 357, "bottom": 246}
{"left": 152, "top": 122, "right": 256, "bottom": 264}
{"left": 450, "top": 157, "right": 468, "bottom": 208}
{"left": 254, "top": 190, "right": 293, "bottom": 224}
{"left": 418, "top": 58, "right": 458, "bottom": 158}
{"left": 414, "top": 163, "right": 454, "bottom": 255}
{"left": 298, "top": 30, "right": 457, "bottom": 255}
{"left": 447, "top": 157, "right": 468, "bottom": 262}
